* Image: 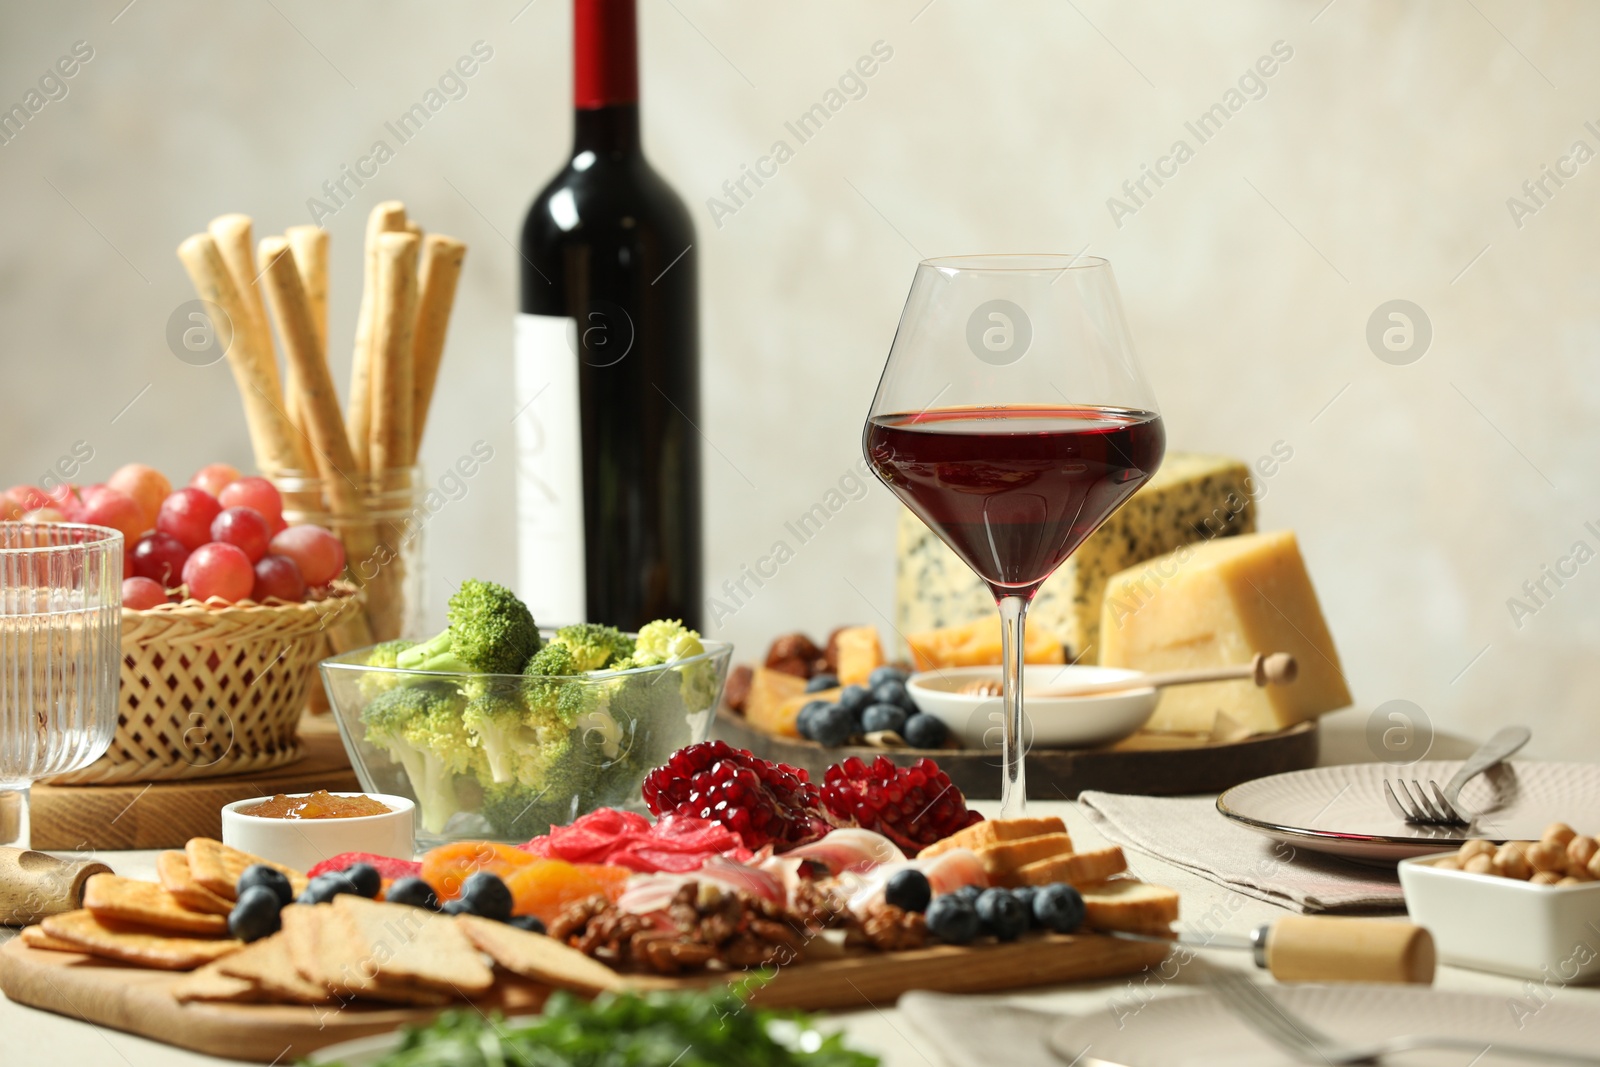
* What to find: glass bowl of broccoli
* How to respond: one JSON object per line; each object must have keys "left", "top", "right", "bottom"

{"left": 319, "top": 581, "right": 732, "bottom": 848}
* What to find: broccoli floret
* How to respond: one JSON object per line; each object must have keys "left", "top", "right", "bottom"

{"left": 357, "top": 639, "right": 419, "bottom": 699}
{"left": 480, "top": 781, "right": 582, "bottom": 841}
{"left": 396, "top": 579, "right": 541, "bottom": 675}
{"left": 359, "top": 685, "right": 475, "bottom": 834}
{"left": 552, "top": 623, "right": 636, "bottom": 672}
{"left": 625, "top": 619, "right": 719, "bottom": 711}
{"left": 462, "top": 689, "right": 574, "bottom": 787}
{"left": 522, "top": 641, "right": 585, "bottom": 725}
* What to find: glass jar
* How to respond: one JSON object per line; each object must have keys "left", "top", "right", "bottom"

{"left": 269, "top": 466, "right": 425, "bottom": 643}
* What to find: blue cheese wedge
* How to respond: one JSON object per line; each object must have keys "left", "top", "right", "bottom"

{"left": 894, "top": 453, "right": 1257, "bottom": 662}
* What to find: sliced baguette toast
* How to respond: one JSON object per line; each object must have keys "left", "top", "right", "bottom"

{"left": 919, "top": 816, "right": 1067, "bottom": 859}
{"left": 1010, "top": 845, "right": 1126, "bottom": 887}
{"left": 1081, "top": 878, "right": 1180, "bottom": 935}
{"left": 974, "top": 833, "right": 1076, "bottom": 880}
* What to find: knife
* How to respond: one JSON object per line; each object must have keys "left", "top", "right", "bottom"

{"left": 1105, "top": 914, "right": 1435, "bottom": 984}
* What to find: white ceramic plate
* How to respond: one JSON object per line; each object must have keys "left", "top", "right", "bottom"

{"left": 1217, "top": 761, "right": 1600, "bottom": 862}
{"left": 906, "top": 665, "right": 1157, "bottom": 750}
{"left": 1048, "top": 984, "right": 1600, "bottom": 1066}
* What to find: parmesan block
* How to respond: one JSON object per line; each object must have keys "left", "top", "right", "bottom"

{"left": 1098, "top": 529, "right": 1352, "bottom": 734}
{"left": 895, "top": 453, "right": 1257, "bottom": 662}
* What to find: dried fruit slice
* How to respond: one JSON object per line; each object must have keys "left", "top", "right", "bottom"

{"left": 641, "top": 740, "right": 829, "bottom": 851}
{"left": 504, "top": 859, "right": 630, "bottom": 925}
{"left": 818, "top": 756, "right": 984, "bottom": 854}
{"left": 420, "top": 841, "right": 539, "bottom": 901}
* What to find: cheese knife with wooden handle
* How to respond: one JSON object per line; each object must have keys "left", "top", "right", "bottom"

{"left": 1109, "top": 915, "right": 1436, "bottom": 984}
{"left": 0, "top": 848, "right": 111, "bottom": 926}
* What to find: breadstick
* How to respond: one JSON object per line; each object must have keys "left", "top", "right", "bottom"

{"left": 348, "top": 201, "right": 408, "bottom": 473}
{"left": 177, "top": 234, "right": 304, "bottom": 475}
{"left": 284, "top": 225, "right": 329, "bottom": 451}
{"left": 258, "top": 237, "right": 391, "bottom": 640}
{"left": 410, "top": 234, "right": 466, "bottom": 463}
{"left": 368, "top": 231, "right": 419, "bottom": 474}
{"left": 208, "top": 216, "right": 312, "bottom": 473}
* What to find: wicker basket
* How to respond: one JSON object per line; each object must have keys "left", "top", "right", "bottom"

{"left": 48, "top": 583, "right": 364, "bottom": 785}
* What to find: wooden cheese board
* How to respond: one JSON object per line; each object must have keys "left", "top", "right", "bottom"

{"left": 715, "top": 707, "right": 1318, "bottom": 799}
{"left": 0, "top": 930, "right": 1169, "bottom": 1062}
{"left": 28, "top": 715, "right": 359, "bottom": 851}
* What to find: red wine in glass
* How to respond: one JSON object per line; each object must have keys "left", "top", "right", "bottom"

{"left": 866, "top": 405, "right": 1165, "bottom": 598}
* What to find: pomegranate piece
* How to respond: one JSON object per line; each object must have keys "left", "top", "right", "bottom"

{"left": 642, "top": 740, "right": 830, "bottom": 852}
{"left": 818, "top": 755, "right": 983, "bottom": 855}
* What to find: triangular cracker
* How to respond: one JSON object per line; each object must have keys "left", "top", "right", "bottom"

{"left": 217, "top": 932, "right": 332, "bottom": 1004}
{"left": 173, "top": 958, "right": 267, "bottom": 1004}
{"left": 281, "top": 903, "right": 449, "bottom": 1006}
{"left": 456, "top": 913, "right": 621, "bottom": 996}
{"left": 335, "top": 896, "right": 494, "bottom": 995}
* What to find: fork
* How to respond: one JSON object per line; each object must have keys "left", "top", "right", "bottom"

{"left": 1209, "top": 967, "right": 1600, "bottom": 1065}
{"left": 1384, "top": 726, "right": 1531, "bottom": 826}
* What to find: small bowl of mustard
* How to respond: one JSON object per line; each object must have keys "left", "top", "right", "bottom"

{"left": 221, "top": 790, "right": 415, "bottom": 875}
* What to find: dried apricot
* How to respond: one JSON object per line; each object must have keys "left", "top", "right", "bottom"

{"left": 421, "top": 841, "right": 538, "bottom": 900}
{"left": 505, "top": 858, "right": 630, "bottom": 924}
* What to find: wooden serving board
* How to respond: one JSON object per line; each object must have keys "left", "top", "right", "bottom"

{"left": 0, "top": 931, "right": 1169, "bottom": 1061}
{"left": 715, "top": 708, "right": 1318, "bottom": 800}
{"left": 28, "top": 716, "right": 359, "bottom": 851}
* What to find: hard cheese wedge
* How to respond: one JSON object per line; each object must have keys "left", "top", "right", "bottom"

{"left": 896, "top": 453, "right": 1257, "bottom": 662}
{"left": 1098, "top": 529, "right": 1351, "bottom": 734}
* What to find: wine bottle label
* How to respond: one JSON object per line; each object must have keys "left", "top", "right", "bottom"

{"left": 514, "top": 312, "right": 587, "bottom": 626}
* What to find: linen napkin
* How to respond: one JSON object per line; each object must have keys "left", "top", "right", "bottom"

{"left": 1077, "top": 791, "right": 1404, "bottom": 912}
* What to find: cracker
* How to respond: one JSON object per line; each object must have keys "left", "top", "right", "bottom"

{"left": 19, "top": 925, "right": 83, "bottom": 953}
{"left": 281, "top": 903, "right": 448, "bottom": 1006}
{"left": 1012, "top": 845, "right": 1127, "bottom": 888}
{"left": 456, "top": 913, "right": 621, "bottom": 996}
{"left": 218, "top": 932, "right": 332, "bottom": 1005}
{"left": 84, "top": 873, "right": 230, "bottom": 935}
{"left": 919, "top": 816, "right": 1067, "bottom": 859}
{"left": 40, "top": 910, "right": 242, "bottom": 971}
{"left": 156, "top": 850, "right": 234, "bottom": 916}
{"left": 173, "top": 959, "right": 267, "bottom": 1004}
{"left": 335, "top": 895, "right": 494, "bottom": 995}
{"left": 185, "top": 837, "right": 308, "bottom": 901}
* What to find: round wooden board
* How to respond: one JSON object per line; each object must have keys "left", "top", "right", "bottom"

{"left": 714, "top": 708, "right": 1319, "bottom": 799}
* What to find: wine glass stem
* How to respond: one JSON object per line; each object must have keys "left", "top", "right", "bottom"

{"left": 997, "top": 594, "right": 1029, "bottom": 817}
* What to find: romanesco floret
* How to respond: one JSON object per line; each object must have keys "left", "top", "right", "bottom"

{"left": 396, "top": 579, "right": 541, "bottom": 675}
{"left": 551, "top": 623, "right": 636, "bottom": 672}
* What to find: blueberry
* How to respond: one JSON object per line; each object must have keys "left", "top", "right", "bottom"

{"left": 861, "top": 703, "right": 908, "bottom": 736}
{"left": 509, "top": 914, "right": 547, "bottom": 934}
{"left": 904, "top": 713, "right": 949, "bottom": 749}
{"left": 460, "top": 871, "right": 514, "bottom": 922}
{"left": 805, "top": 672, "right": 840, "bottom": 693}
{"left": 884, "top": 869, "right": 932, "bottom": 913}
{"left": 976, "top": 888, "right": 1028, "bottom": 942}
{"left": 951, "top": 884, "right": 983, "bottom": 905}
{"left": 1010, "top": 885, "right": 1041, "bottom": 929}
{"left": 872, "top": 679, "right": 913, "bottom": 711}
{"left": 795, "top": 699, "right": 831, "bottom": 740}
{"left": 236, "top": 864, "right": 292, "bottom": 907}
{"left": 1033, "top": 883, "right": 1086, "bottom": 934}
{"left": 296, "top": 871, "right": 359, "bottom": 905}
{"left": 868, "top": 665, "right": 909, "bottom": 689}
{"left": 441, "top": 899, "right": 473, "bottom": 916}
{"left": 385, "top": 877, "right": 440, "bottom": 911}
{"left": 837, "top": 684, "right": 872, "bottom": 713}
{"left": 925, "top": 894, "right": 981, "bottom": 945}
{"left": 810, "top": 703, "right": 857, "bottom": 748}
{"left": 343, "top": 862, "right": 382, "bottom": 899}
{"left": 229, "top": 885, "right": 283, "bottom": 942}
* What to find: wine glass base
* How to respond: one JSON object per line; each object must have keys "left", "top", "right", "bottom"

{"left": 0, "top": 787, "right": 27, "bottom": 849}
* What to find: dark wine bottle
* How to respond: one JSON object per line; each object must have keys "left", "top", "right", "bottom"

{"left": 517, "top": 0, "right": 701, "bottom": 631}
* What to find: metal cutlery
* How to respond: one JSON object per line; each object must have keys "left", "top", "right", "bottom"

{"left": 1385, "top": 725, "right": 1531, "bottom": 827}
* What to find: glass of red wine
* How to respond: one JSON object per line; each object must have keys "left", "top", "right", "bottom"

{"left": 864, "top": 255, "right": 1164, "bottom": 816}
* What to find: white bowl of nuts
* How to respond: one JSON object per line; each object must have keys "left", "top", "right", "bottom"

{"left": 1398, "top": 823, "right": 1600, "bottom": 982}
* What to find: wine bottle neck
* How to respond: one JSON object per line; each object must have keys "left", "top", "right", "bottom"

{"left": 572, "top": 0, "right": 640, "bottom": 155}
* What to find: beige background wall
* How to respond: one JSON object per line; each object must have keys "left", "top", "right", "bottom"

{"left": 0, "top": 2, "right": 1594, "bottom": 759}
